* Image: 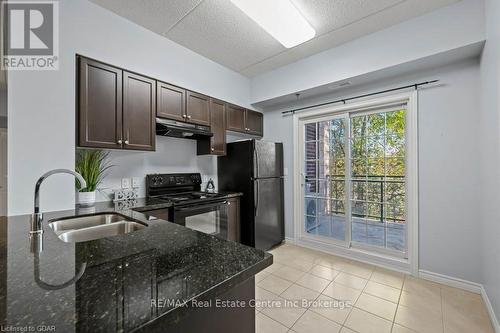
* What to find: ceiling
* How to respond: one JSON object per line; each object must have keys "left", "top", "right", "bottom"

{"left": 90, "top": 0, "right": 461, "bottom": 77}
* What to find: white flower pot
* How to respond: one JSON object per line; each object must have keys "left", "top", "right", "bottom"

{"left": 77, "top": 191, "right": 96, "bottom": 206}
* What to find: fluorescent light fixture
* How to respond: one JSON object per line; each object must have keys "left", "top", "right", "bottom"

{"left": 230, "top": 0, "right": 316, "bottom": 48}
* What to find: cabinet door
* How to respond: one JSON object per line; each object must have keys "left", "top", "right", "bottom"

{"left": 186, "top": 91, "right": 210, "bottom": 126}
{"left": 78, "top": 57, "right": 123, "bottom": 149}
{"left": 245, "top": 110, "right": 263, "bottom": 136}
{"left": 157, "top": 82, "right": 186, "bottom": 121}
{"left": 123, "top": 71, "right": 156, "bottom": 151}
{"left": 124, "top": 254, "right": 156, "bottom": 332}
{"left": 226, "top": 104, "right": 246, "bottom": 132}
{"left": 209, "top": 98, "right": 226, "bottom": 155}
{"left": 76, "top": 262, "right": 122, "bottom": 333}
{"left": 227, "top": 197, "right": 240, "bottom": 242}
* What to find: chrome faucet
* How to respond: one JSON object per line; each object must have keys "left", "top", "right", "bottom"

{"left": 30, "top": 169, "right": 86, "bottom": 235}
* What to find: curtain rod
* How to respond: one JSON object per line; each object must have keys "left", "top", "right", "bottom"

{"left": 281, "top": 80, "right": 439, "bottom": 115}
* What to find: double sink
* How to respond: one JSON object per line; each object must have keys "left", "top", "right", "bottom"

{"left": 48, "top": 213, "right": 147, "bottom": 243}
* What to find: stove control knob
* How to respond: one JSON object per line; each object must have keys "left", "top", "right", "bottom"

{"left": 152, "top": 176, "right": 163, "bottom": 186}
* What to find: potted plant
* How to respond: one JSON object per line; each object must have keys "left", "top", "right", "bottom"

{"left": 75, "top": 149, "right": 112, "bottom": 206}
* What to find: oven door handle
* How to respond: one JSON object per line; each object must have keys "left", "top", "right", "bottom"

{"left": 175, "top": 201, "right": 228, "bottom": 211}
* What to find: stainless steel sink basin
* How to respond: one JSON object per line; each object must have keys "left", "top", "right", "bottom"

{"left": 48, "top": 213, "right": 147, "bottom": 243}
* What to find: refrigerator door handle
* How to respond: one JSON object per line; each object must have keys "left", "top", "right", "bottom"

{"left": 253, "top": 147, "right": 259, "bottom": 179}
{"left": 254, "top": 180, "right": 259, "bottom": 216}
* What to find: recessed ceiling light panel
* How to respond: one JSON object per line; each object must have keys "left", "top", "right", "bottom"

{"left": 230, "top": 0, "right": 316, "bottom": 48}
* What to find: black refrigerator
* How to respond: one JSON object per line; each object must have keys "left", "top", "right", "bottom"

{"left": 218, "top": 140, "right": 284, "bottom": 251}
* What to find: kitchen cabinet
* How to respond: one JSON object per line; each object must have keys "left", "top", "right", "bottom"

{"left": 156, "top": 81, "right": 186, "bottom": 122}
{"left": 76, "top": 262, "right": 122, "bottom": 333}
{"left": 245, "top": 110, "right": 263, "bottom": 136}
{"left": 197, "top": 98, "right": 226, "bottom": 156}
{"left": 76, "top": 252, "right": 156, "bottom": 333}
{"left": 77, "top": 56, "right": 155, "bottom": 151}
{"left": 123, "top": 71, "right": 156, "bottom": 151}
{"left": 186, "top": 90, "right": 210, "bottom": 126}
{"left": 226, "top": 104, "right": 263, "bottom": 137}
{"left": 123, "top": 253, "right": 156, "bottom": 331}
{"left": 226, "top": 104, "right": 246, "bottom": 132}
{"left": 227, "top": 197, "right": 240, "bottom": 242}
{"left": 78, "top": 57, "right": 123, "bottom": 149}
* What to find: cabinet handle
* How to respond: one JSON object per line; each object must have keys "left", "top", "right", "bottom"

{"left": 118, "top": 265, "right": 122, "bottom": 269}
{"left": 125, "top": 263, "right": 129, "bottom": 267}
{"left": 124, "top": 140, "right": 129, "bottom": 145}
{"left": 227, "top": 202, "right": 231, "bottom": 206}
{"left": 182, "top": 114, "right": 187, "bottom": 118}
{"left": 187, "top": 115, "right": 192, "bottom": 119}
{"left": 211, "top": 148, "right": 215, "bottom": 152}
{"left": 118, "top": 139, "right": 123, "bottom": 144}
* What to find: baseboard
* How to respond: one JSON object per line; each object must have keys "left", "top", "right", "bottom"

{"left": 418, "top": 269, "right": 482, "bottom": 294}
{"left": 481, "top": 285, "right": 500, "bottom": 333}
{"left": 418, "top": 270, "right": 499, "bottom": 333}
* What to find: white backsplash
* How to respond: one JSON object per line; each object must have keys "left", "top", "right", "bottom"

{"left": 93, "top": 135, "right": 218, "bottom": 202}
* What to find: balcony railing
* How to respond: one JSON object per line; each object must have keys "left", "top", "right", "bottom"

{"left": 305, "top": 175, "right": 405, "bottom": 223}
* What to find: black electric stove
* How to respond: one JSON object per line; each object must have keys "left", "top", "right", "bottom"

{"left": 145, "top": 173, "right": 229, "bottom": 239}
{"left": 146, "top": 173, "right": 226, "bottom": 205}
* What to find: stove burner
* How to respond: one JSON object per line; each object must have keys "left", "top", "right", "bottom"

{"left": 146, "top": 173, "right": 225, "bottom": 205}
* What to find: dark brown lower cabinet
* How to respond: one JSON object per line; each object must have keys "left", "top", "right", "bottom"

{"left": 227, "top": 197, "right": 240, "bottom": 242}
{"left": 76, "top": 252, "right": 156, "bottom": 333}
{"left": 123, "top": 72, "right": 156, "bottom": 151}
{"left": 197, "top": 98, "right": 226, "bottom": 156}
{"left": 123, "top": 253, "right": 156, "bottom": 331}
{"left": 76, "top": 262, "right": 122, "bottom": 333}
{"left": 137, "top": 277, "right": 255, "bottom": 333}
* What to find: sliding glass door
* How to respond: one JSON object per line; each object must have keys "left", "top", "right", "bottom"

{"left": 301, "top": 105, "right": 408, "bottom": 257}
{"left": 304, "top": 115, "right": 348, "bottom": 243}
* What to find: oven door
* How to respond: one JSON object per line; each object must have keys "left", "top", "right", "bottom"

{"left": 173, "top": 200, "right": 228, "bottom": 239}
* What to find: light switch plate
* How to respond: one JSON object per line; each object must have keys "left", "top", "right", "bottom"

{"left": 121, "top": 178, "right": 131, "bottom": 189}
{"left": 131, "top": 177, "right": 140, "bottom": 188}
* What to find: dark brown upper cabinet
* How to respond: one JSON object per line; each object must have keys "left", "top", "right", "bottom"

{"left": 156, "top": 82, "right": 185, "bottom": 122}
{"left": 186, "top": 91, "right": 210, "bottom": 126}
{"left": 78, "top": 57, "right": 123, "bottom": 149}
{"left": 77, "top": 56, "right": 155, "bottom": 151}
{"left": 226, "top": 104, "right": 246, "bottom": 132}
{"left": 197, "top": 98, "right": 226, "bottom": 156}
{"left": 245, "top": 110, "right": 263, "bottom": 136}
{"left": 122, "top": 71, "right": 156, "bottom": 151}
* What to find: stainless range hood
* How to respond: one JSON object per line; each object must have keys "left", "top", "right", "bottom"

{"left": 156, "top": 117, "right": 213, "bottom": 140}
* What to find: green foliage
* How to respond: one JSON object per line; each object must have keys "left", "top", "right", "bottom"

{"left": 75, "top": 150, "right": 113, "bottom": 192}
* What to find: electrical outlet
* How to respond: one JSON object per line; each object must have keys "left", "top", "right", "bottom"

{"left": 132, "top": 177, "right": 141, "bottom": 188}
{"left": 121, "top": 178, "right": 131, "bottom": 189}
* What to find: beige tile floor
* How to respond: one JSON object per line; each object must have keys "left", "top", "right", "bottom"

{"left": 255, "top": 243, "right": 494, "bottom": 333}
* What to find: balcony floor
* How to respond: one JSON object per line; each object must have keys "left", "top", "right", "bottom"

{"left": 306, "top": 215, "right": 406, "bottom": 251}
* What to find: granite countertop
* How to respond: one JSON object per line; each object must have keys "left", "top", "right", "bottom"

{"left": 0, "top": 195, "right": 271, "bottom": 332}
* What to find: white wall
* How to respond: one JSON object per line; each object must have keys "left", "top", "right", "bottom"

{"left": 251, "top": 0, "right": 484, "bottom": 104}
{"left": 94, "top": 136, "right": 217, "bottom": 201}
{"left": 8, "top": 0, "right": 251, "bottom": 215}
{"left": 479, "top": 0, "right": 500, "bottom": 321}
{"left": 263, "top": 59, "right": 483, "bottom": 283}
